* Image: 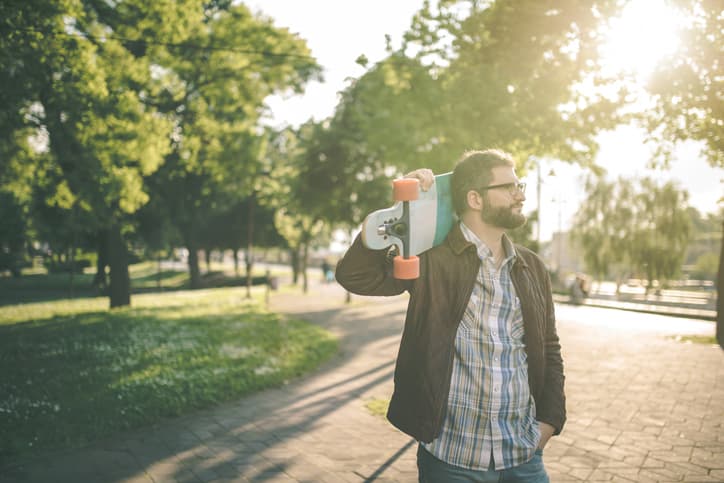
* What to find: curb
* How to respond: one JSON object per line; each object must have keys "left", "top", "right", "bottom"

{"left": 553, "top": 294, "right": 716, "bottom": 321}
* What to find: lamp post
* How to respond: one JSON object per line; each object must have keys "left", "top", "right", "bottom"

{"left": 534, "top": 157, "right": 555, "bottom": 254}
{"left": 536, "top": 159, "right": 542, "bottom": 250}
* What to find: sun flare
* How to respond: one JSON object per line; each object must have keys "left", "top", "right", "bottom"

{"left": 599, "top": 0, "right": 683, "bottom": 79}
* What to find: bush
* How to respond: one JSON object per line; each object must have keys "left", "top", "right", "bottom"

{"left": 0, "top": 251, "right": 23, "bottom": 277}
{"left": 44, "top": 259, "right": 91, "bottom": 274}
{"left": 691, "top": 252, "right": 719, "bottom": 281}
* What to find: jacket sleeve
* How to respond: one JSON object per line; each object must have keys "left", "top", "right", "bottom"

{"left": 335, "top": 234, "right": 412, "bottom": 296}
{"left": 537, "top": 267, "right": 567, "bottom": 435}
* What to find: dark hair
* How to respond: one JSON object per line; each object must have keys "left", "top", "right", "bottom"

{"left": 451, "top": 149, "right": 515, "bottom": 215}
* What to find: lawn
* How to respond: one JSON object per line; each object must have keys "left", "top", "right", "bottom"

{"left": 0, "top": 286, "right": 338, "bottom": 465}
{"left": 0, "top": 260, "right": 288, "bottom": 305}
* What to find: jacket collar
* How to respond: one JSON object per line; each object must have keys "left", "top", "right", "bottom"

{"left": 446, "top": 222, "right": 529, "bottom": 269}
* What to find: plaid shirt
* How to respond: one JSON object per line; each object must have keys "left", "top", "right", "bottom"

{"left": 423, "top": 222, "right": 540, "bottom": 470}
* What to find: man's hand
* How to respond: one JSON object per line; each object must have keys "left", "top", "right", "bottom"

{"left": 403, "top": 168, "right": 434, "bottom": 192}
{"left": 538, "top": 422, "right": 555, "bottom": 450}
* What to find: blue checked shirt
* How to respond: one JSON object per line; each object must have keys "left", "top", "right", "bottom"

{"left": 423, "top": 222, "right": 540, "bottom": 470}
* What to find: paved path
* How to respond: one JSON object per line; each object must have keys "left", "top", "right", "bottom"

{"left": 2, "top": 281, "right": 722, "bottom": 482}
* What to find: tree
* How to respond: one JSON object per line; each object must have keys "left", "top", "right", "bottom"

{"left": 274, "top": 209, "right": 328, "bottom": 293}
{"left": 629, "top": 178, "right": 691, "bottom": 292}
{"left": 0, "top": 134, "right": 37, "bottom": 277}
{"left": 570, "top": 176, "right": 635, "bottom": 290}
{"left": 381, "top": 0, "right": 626, "bottom": 167}
{"left": 142, "top": 3, "right": 320, "bottom": 288}
{"left": 646, "top": 0, "right": 723, "bottom": 167}
{"left": 1, "top": 0, "right": 175, "bottom": 307}
{"left": 263, "top": 128, "right": 332, "bottom": 292}
{"left": 571, "top": 175, "right": 692, "bottom": 293}
{"left": 684, "top": 207, "right": 721, "bottom": 280}
{"left": 0, "top": 191, "right": 27, "bottom": 277}
{"left": 298, "top": 0, "right": 629, "bottom": 265}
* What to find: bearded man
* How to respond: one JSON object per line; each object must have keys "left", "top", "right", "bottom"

{"left": 336, "top": 149, "right": 566, "bottom": 483}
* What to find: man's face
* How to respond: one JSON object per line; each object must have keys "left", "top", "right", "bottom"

{"left": 479, "top": 166, "right": 527, "bottom": 229}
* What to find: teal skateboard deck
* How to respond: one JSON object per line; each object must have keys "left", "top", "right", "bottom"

{"left": 361, "top": 172, "right": 456, "bottom": 274}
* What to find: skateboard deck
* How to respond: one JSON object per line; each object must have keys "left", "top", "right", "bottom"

{"left": 362, "top": 172, "right": 456, "bottom": 260}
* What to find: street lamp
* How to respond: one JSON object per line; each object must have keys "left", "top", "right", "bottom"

{"left": 534, "top": 157, "right": 556, "bottom": 252}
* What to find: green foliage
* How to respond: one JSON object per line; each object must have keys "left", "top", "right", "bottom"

{"left": 0, "top": 191, "right": 27, "bottom": 274}
{"left": 646, "top": 0, "right": 723, "bottom": 167}
{"left": 691, "top": 252, "right": 719, "bottom": 281}
{"left": 0, "top": 287, "right": 337, "bottom": 463}
{"left": 365, "top": 397, "right": 391, "bottom": 418}
{"left": 629, "top": 179, "right": 691, "bottom": 289}
{"left": 140, "top": 3, "right": 320, "bottom": 286}
{"left": 300, "top": 1, "right": 628, "bottom": 232}
{"left": 391, "top": 0, "right": 625, "bottom": 166}
{"left": 571, "top": 176, "right": 692, "bottom": 288}
{"left": 1, "top": 0, "right": 321, "bottom": 297}
{"left": 570, "top": 177, "right": 634, "bottom": 281}
{"left": 671, "top": 334, "right": 718, "bottom": 345}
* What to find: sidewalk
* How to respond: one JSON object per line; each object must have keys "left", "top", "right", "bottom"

{"left": 2, "top": 280, "right": 722, "bottom": 482}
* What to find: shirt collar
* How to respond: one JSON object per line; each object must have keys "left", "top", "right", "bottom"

{"left": 459, "top": 221, "right": 517, "bottom": 264}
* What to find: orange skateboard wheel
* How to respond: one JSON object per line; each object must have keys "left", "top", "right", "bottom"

{"left": 393, "top": 255, "right": 420, "bottom": 279}
{"left": 393, "top": 178, "right": 420, "bottom": 201}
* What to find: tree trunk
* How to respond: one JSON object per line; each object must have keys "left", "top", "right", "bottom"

{"left": 246, "top": 192, "right": 255, "bottom": 299}
{"left": 301, "top": 240, "right": 309, "bottom": 294}
{"left": 157, "top": 253, "right": 162, "bottom": 290}
{"left": 290, "top": 248, "right": 300, "bottom": 284}
{"left": 233, "top": 248, "right": 239, "bottom": 277}
{"left": 108, "top": 224, "right": 131, "bottom": 308}
{"left": 187, "top": 242, "right": 201, "bottom": 289}
{"left": 69, "top": 245, "right": 75, "bottom": 299}
{"left": 245, "top": 249, "right": 254, "bottom": 299}
{"left": 205, "top": 249, "right": 212, "bottom": 273}
{"left": 93, "top": 229, "right": 109, "bottom": 292}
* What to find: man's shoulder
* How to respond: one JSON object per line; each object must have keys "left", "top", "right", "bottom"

{"left": 514, "top": 243, "right": 538, "bottom": 258}
{"left": 421, "top": 239, "right": 456, "bottom": 260}
{"left": 513, "top": 243, "right": 547, "bottom": 270}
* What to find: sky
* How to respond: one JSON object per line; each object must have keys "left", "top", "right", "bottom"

{"left": 245, "top": 0, "right": 722, "bottom": 242}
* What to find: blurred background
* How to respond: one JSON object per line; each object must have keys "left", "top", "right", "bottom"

{"left": 0, "top": 0, "right": 721, "bottom": 306}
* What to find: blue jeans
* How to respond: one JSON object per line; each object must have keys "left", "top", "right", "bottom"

{"left": 417, "top": 445, "right": 549, "bottom": 483}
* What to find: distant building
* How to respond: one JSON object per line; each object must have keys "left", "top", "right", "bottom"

{"left": 541, "top": 231, "right": 585, "bottom": 277}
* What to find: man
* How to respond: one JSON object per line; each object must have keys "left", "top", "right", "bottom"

{"left": 335, "top": 149, "right": 565, "bottom": 482}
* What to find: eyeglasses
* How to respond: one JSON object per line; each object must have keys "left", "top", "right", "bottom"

{"left": 477, "top": 181, "right": 526, "bottom": 196}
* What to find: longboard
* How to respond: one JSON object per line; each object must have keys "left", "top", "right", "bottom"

{"left": 361, "top": 172, "right": 456, "bottom": 278}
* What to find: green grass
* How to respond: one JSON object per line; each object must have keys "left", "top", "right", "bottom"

{"left": 671, "top": 334, "right": 719, "bottom": 345}
{"left": 0, "top": 261, "right": 285, "bottom": 305}
{"left": 0, "top": 287, "right": 338, "bottom": 465}
{"left": 365, "top": 398, "right": 390, "bottom": 418}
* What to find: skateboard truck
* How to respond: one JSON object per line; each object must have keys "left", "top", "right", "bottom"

{"left": 384, "top": 178, "right": 420, "bottom": 279}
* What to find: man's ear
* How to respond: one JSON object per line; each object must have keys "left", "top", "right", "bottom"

{"left": 466, "top": 189, "right": 483, "bottom": 211}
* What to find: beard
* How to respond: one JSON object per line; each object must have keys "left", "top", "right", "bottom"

{"left": 481, "top": 202, "right": 526, "bottom": 229}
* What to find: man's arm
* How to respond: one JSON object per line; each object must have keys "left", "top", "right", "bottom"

{"left": 336, "top": 168, "right": 435, "bottom": 296}
{"left": 536, "top": 265, "right": 567, "bottom": 438}
{"left": 335, "top": 234, "right": 412, "bottom": 296}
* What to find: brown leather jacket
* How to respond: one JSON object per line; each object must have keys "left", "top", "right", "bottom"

{"left": 335, "top": 224, "right": 566, "bottom": 443}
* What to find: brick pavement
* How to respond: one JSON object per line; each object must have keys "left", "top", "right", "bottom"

{"left": 2, "top": 281, "right": 722, "bottom": 482}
